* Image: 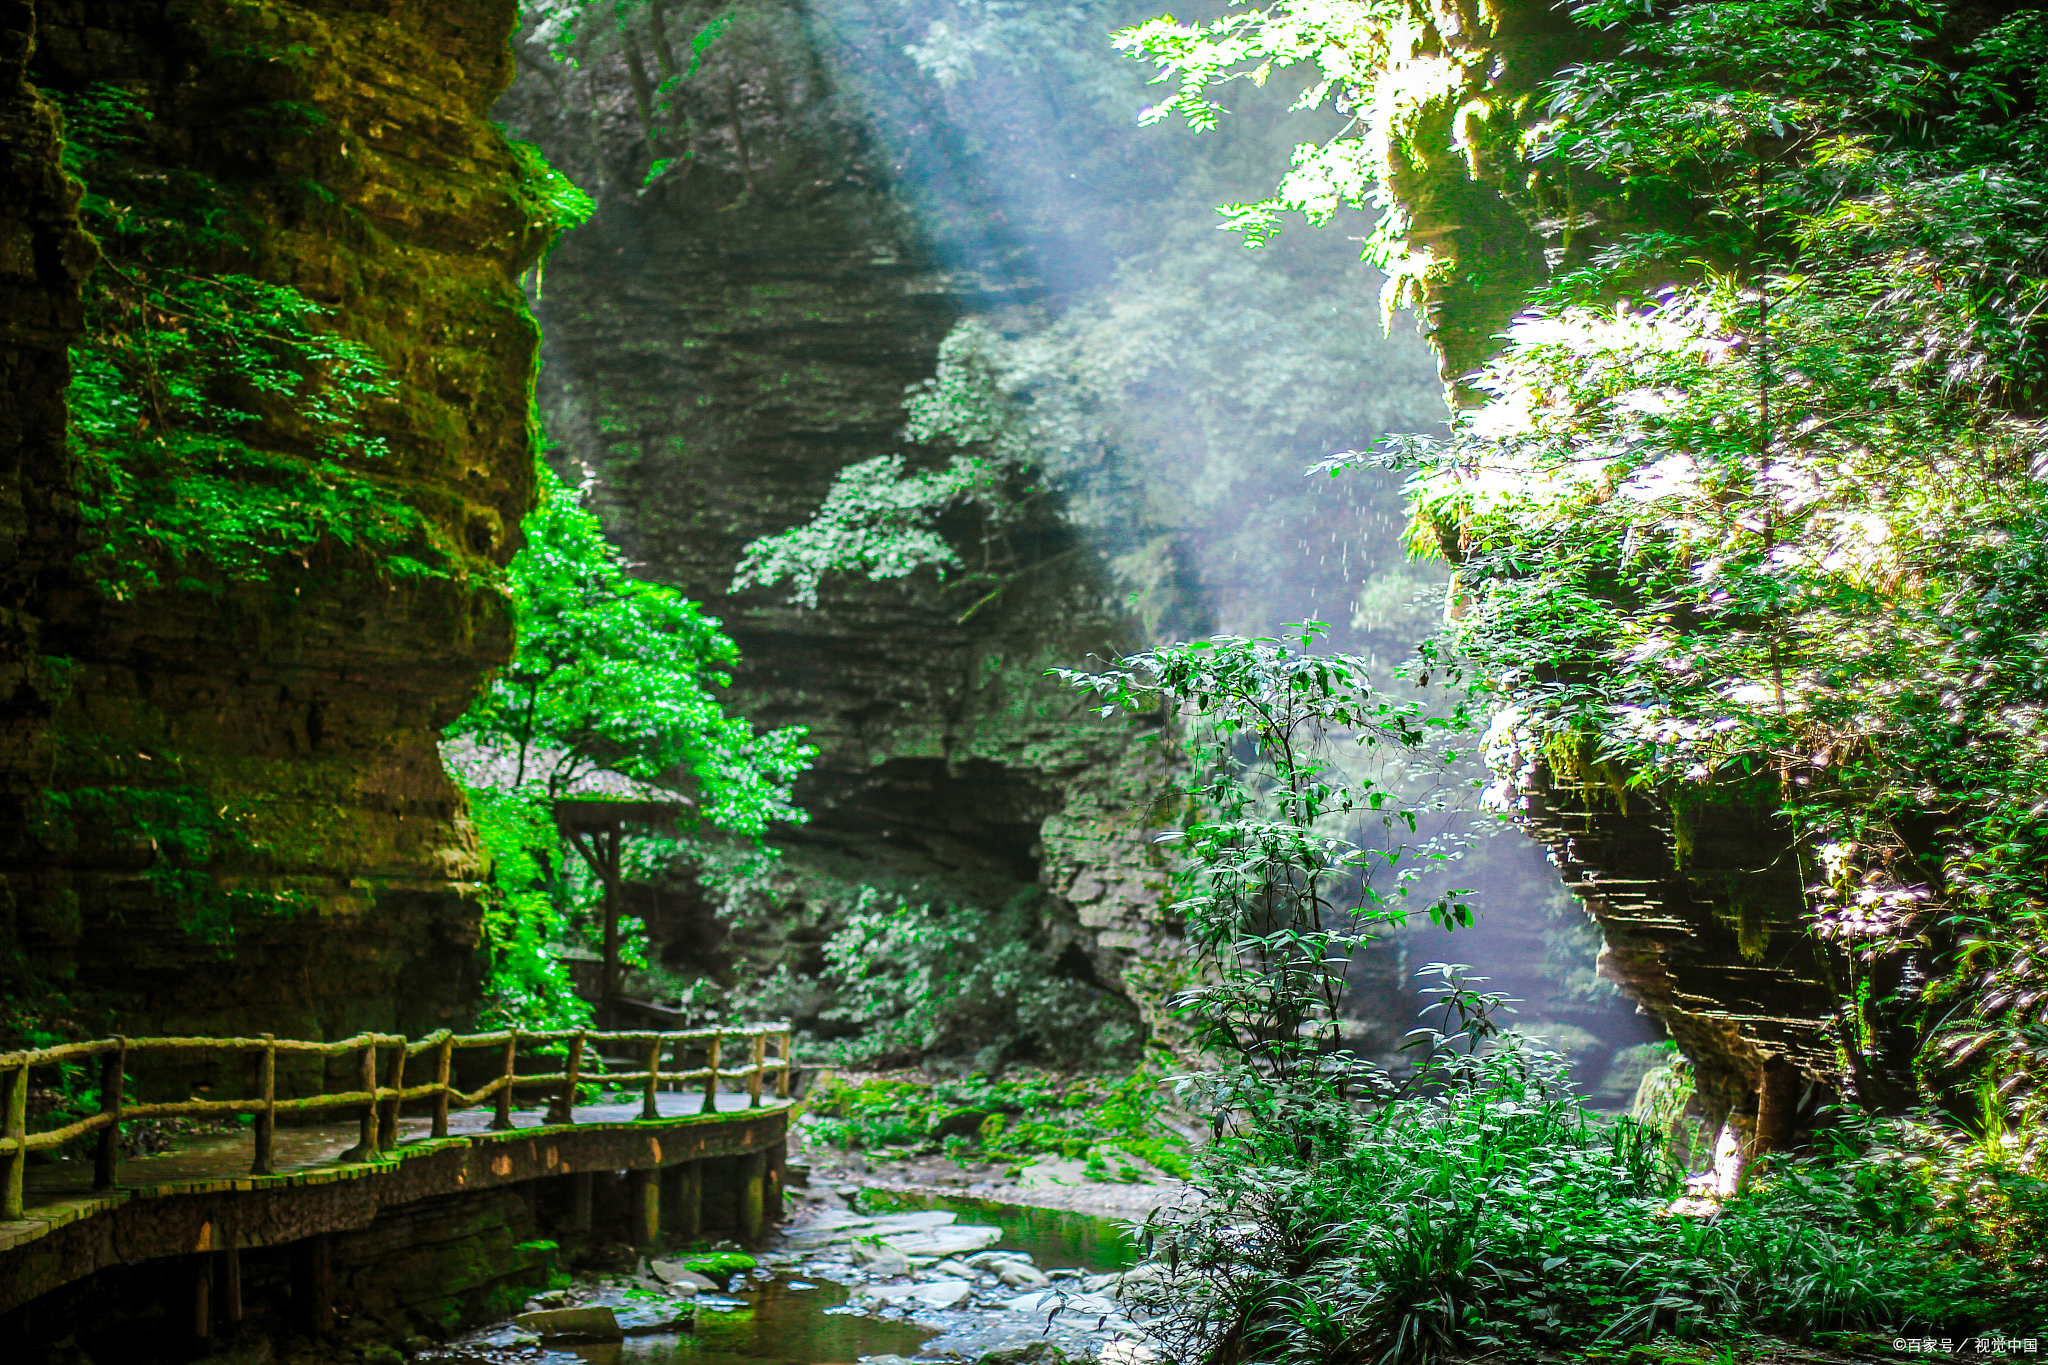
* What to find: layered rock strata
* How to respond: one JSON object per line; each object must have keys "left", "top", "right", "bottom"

{"left": 2, "top": 0, "right": 546, "bottom": 1063}
{"left": 494, "top": 2, "right": 1180, "bottom": 1047}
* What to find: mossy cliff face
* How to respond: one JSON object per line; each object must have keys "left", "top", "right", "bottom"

{"left": 1368, "top": 0, "right": 1902, "bottom": 1133}
{"left": 493, "top": 3, "right": 1179, "bottom": 1047}
{"left": 2, "top": 0, "right": 547, "bottom": 1052}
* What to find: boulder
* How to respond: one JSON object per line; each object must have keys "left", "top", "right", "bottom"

{"left": 857, "top": 1278, "right": 975, "bottom": 1310}
{"left": 647, "top": 1261, "right": 714, "bottom": 1292}
{"left": 907, "top": 1278, "right": 975, "bottom": 1310}
{"left": 851, "top": 1241, "right": 914, "bottom": 1277}
{"left": 884, "top": 1225, "right": 1003, "bottom": 1258}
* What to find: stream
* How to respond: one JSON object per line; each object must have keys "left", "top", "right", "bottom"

{"left": 437, "top": 1192, "right": 1151, "bottom": 1365}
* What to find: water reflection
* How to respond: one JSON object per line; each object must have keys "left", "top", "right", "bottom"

{"left": 850, "top": 1192, "right": 1141, "bottom": 1274}
{"left": 550, "top": 1277, "right": 931, "bottom": 1365}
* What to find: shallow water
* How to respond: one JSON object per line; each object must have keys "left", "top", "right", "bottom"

{"left": 851, "top": 1191, "right": 1142, "bottom": 1274}
{"left": 550, "top": 1277, "right": 932, "bottom": 1365}
{"left": 459, "top": 1193, "right": 1139, "bottom": 1365}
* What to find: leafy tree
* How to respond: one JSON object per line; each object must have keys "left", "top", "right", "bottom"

{"left": 812, "top": 888, "right": 1144, "bottom": 1071}
{"left": 450, "top": 466, "right": 814, "bottom": 1025}
{"left": 1058, "top": 626, "right": 1472, "bottom": 1096}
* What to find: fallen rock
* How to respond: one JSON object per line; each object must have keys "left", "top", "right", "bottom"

{"left": 786, "top": 1209, "right": 959, "bottom": 1247}
{"left": 929, "top": 1259, "right": 977, "bottom": 1279}
{"left": 969, "top": 1250, "right": 1035, "bottom": 1269}
{"left": 882, "top": 1225, "right": 1003, "bottom": 1258}
{"left": 907, "top": 1278, "right": 975, "bottom": 1310}
{"left": 856, "top": 1277, "right": 975, "bottom": 1310}
{"left": 850, "top": 1242, "right": 912, "bottom": 1277}
{"left": 996, "top": 1262, "right": 1052, "bottom": 1290}
{"left": 510, "top": 1306, "right": 624, "bottom": 1341}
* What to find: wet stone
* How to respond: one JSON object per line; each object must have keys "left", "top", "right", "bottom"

{"left": 510, "top": 1306, "right": 624, "bottom": 1341}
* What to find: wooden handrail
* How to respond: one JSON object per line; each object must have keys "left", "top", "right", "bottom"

{"left": 0, "top": 1023, "right": 796, "bottom": 1219}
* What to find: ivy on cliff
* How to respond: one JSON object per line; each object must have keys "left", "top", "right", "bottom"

{"left": 56, "top": 84, "right": 444, "bottom": 598}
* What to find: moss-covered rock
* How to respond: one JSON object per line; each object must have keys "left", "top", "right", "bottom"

{"left": 2, "top": 0, "right": 548, "bottom": 1062}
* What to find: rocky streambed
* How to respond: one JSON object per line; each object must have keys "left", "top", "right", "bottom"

{"left": 433, "top": 1197, "right": 1163, "bottom": 1365}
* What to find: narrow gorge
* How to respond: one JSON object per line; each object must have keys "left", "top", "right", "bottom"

{"left": 3, "top": 1, "right": 2044, "bottom": 1363}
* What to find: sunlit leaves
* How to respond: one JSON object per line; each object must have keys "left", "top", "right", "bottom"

{"left": 1057, "top": 628, "right": 1472, "bottom": 1089}
{"left": 453, "top": 467, "right": 814, "bottom": 836}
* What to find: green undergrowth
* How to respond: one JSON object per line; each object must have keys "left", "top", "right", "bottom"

{"left": 1132, "top": 1040, "right": 2048, "bottom": 1363}
{"left": 802, "top": 1064, "right": 1195, "bottom": 1181}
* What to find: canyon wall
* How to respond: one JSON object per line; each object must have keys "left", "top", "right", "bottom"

{"left": 1365, "top": 0, "right": 1926, "bottom": 1136}
{"left": 1, "top": 0, "right": 546, "bottom": 1060}
{"left": 493, "top": 1, "right": 1203, "bottom": 1053}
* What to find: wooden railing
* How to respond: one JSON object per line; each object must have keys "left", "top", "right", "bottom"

{"left": 0, "top": 1024, "right": 794, "bottom": 1221}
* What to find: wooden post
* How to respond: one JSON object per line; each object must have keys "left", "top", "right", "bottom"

{"left": 702, "top": 1033, "right": 721, "bottom": 1115}
{"left": 640, "top": 1035, "right": 663, "bottom": 1121}
{"left": 569, "top": 1170, "right": 594, "bottom": 1231}
{"left": 776, "top": 1031, "right": 791, "bottom": 1101}
{"left": 2, "top": 1061, "right": 27, "bottom": 1221}
{"left": 764, "top": 1139, "right": 786, "bottom": 1225}
{"left": 291, "top": 1234, "right": 333, "bottom": 1336}
{"left": 666, "top": 1161, "right": 701, "bottom": 1243}
{"left": 629, "top": 1167, "right": 658, "bottom": 1246}
{"left": 548, "top": 1031, "right": 585, "bottom": 1126}
{"left": 377, "top": 1040, "right": 406, "bottom": 1150}
{"left": 748, "top": 1033, "right": 765, "bottom": 1108}
{"left": 599, "top": 824, "right": 620, "bottom": 1029}
{"left": 218, "top": 1237, "right": 243, "bottom": 1324}
{"left": 95, "top": 1038, "right": 126, "bottom": 1189}
{"left": 432, "top": 1033, "right": 453, "bottom": 1139}
{"left": 737, "top": 1150, "right": 766, "bottom": 1245}
{"left": 192, "top": 1255, "right": 212, "bottom": 1337}
{"left": 341, "top": 1041, "right": 379, "bottom": 1161}
{"left": 492, "top": 1032, "right": 518, "bottom": 1131}
{"left": 251, "top": 1035, "right": 275, "bottom": 1177}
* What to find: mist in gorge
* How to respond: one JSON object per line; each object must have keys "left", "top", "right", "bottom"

{"left": 493, "top": 0, "right": 1662, "bottom": 1094}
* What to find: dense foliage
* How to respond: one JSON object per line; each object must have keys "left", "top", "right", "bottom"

{"left": 807, "top": 889, "right": 1144, "bottom": 1070}
{"left": 57, "top": 83, "right": 441, "bottom": 597}
{"left": 1087, "top": 2, "right": 2048, "bottom": 1358}
{"left": 1128, "top": 0, "right": 2048, "bottom": 1129}
{"left": 805, "top": 1066, "right": 1192, "bottom": 1180}
{"left": 1132, "top": 1037, "right": 2048, "bottom": 1362}
{"left": 450, "top": 469, "right": 813, "bottom": 1027}
{"left": 1059, "top": 628, "right": 1472, "bottom": 1092}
